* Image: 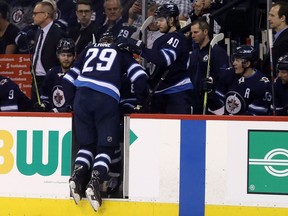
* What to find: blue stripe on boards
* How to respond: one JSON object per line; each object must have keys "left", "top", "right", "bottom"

{"left": 179, "top": 120, "right": 206, "bottom": 216}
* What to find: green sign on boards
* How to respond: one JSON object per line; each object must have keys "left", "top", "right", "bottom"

{"left": 248, "top": 130, "right": 288, "bottom": 195}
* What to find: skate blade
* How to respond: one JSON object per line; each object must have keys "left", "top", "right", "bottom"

{"left": 69, "top": 181, "right": 81, "bottom": 205}
{"left": 85, "top": 188, "right": 100, "bottom": 212}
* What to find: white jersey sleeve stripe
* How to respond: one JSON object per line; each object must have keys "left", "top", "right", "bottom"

{"left": 130, "top": 69, "right": 147, "bottom": 82}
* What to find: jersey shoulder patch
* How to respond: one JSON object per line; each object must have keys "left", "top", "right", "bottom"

{"left": 0, "top": 79, "right": 8, "bottom": 85}
{"left": 260, "top": 77, "right": 270, "bottom": 83}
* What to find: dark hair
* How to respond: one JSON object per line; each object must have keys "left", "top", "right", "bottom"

{"left": 76, "top": 0, "right": 92, "bottom": 7}
{"left": 0, "top": 0, "right": 9, "bottom": 20}
{"left": 191, "top": 18, "right": 211, "bottom": 32}
{"left": 272, "top": 1, "right": 288, "bottom": 24}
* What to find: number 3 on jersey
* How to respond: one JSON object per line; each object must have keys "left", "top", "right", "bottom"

{"left": 82, "top": 48, "right": 117, "bottom": 73}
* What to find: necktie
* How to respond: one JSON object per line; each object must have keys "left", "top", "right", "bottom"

{"left": 33, "top": 30, "right": 44, "bottom": 72}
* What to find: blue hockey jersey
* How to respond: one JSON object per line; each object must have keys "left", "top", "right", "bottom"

{"left": 0, "top": 76, "right": 31, "bottom": 111}
{"left": 272, "top": 78, "right": 288, "bottom": 115}
{"left": 41, "top": 66, "right": 68, "bottom": 110}
{"left": 63, "top": 42, "right": 148, "bottom": 104}
{"left": 217, "top": 68, "right": 272, "bottom": 115}
{"left": 140, "top": 31, "right": 193, "bottom": 94}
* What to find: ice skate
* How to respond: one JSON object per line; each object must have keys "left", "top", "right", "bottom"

{"left": 85, "top": 170, "right": 102, "bottom": 211}
{"left": 69, "top": 165, "right": 84, "bottom": 205}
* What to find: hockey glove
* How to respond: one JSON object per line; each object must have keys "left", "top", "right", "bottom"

{"left": 116, "top": 37, "right": 145, "bottom": 54}
{"left": 201, "top": 77, "right": 214, "bottom": 93}
{"left": 15, "top": 24, "right": 37, "bottom": 53}
{"left": 117, "top": 25, "right": 137, "bottom": 38}
{"left": 33, "top": 101, "right": 48, "bottom": 112}
{"left": 134, "top": 103, "right": 148, "bottom": 113}
{"left": 134, "top": 104, "right": 143, "bottom": 112}
{"left": 51, "top": 105, "right": 73, "bottom": 113}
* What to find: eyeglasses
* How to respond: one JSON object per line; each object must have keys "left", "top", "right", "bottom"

{"left": 76, "top": 10, "right": 92, "bottom": 14}
{"left": 32, "top": 11, "right": 46, "bottom": 16}
{"left": 106, "top": 8, "right": 120, "bottom": 12}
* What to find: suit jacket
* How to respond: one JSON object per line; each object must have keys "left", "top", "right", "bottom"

{"left": 34, "top": 22, "right": 66, "bottom": 75}
{"left": 262, "top": 28, "right": 288, "bottom": 79}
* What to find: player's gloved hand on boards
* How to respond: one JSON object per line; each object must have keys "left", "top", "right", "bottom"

{"left": 33, "top": 101, "right": 48, "bottom": 112}
{"left": 201, "top": 77, "right": 214, "bottom": 93}
{"left": 50, "top": 105, "right": 73, "bottom": 113}
{"left": 134, "top": 104, "right": 145, "bottom": 113}
{"left": 116, "top": 37, "right": 145, "bottom": 54}
{"left": 133, "top": 101, "right": 148, "bottom": 113}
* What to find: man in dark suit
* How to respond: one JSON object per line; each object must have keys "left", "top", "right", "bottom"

{"left": 262, "top": 1, "right": 288, "bottom": 79}
{"left": 31, "top": 1, "right": 66, "bottom": 104}
{"left": 95, "top": 0, "right": 127, "bottom": 42}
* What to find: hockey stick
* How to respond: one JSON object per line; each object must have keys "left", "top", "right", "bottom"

{"left": 21, "top": 32, "right": 42, "bottom": 105}
{"left": 224, "top": 37, "right": 230, "bottom": 57}
{"left": 139, "top": 16, "right": 153, "bottom": 40}
{"left": 92, "top": 33, "right": 96, "bottom": 44}
{"left": 31, "top": 65, "right": 42, "bottom": 105}
{"left": 268, "top": 29, "right": 276, "bottom": 115}
{"left": 138, "top": 16, "right": 153, "bottom": 68}
{"left": 203, "top": 33, "right": 224, "bottom": 114}
{"left": 145, "top": 68, "right": 169, "bottom": 111}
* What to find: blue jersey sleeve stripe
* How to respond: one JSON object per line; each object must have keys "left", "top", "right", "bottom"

{"left": 71, "top": 67, "right": 80, "bottom": 75}
{"left": 75, "top": 81, "right": 120, "bottom": 102}
{"left": 127, "top": 63, "right": 144, "bottom": 76}
{"left": 272, "top": 105, "right": 284, "bottom": 110}
{"left": 248, "top": 104, "right": 269, "bottom": 113}
{"left": 63, "top": 74, "right": 76, "bottom": 85}
{"left": 1, "top": 105, "right": 18, "bottom": 111}
{"left": 215, "top": 90, "right": 225, "bottom": 99}
{"left": 40, "top": 95, "right": 49, "bottom": 100}
{"left": 127, "top": 64, "right": 138, "bottom": 75}
{"left": 163, "top": 48, "right": 176, "bottom": 61}
{"left": 155, "top": 78, "right": 193, "bottom": 94}
{"left": 161, "top": 49, "right": 171, "bottom": 66}
{"left": 130, "top": 70, "right": 147, "bottom": 82}
{"left": 77, "top": 75, "right": 120, "bottom": 96}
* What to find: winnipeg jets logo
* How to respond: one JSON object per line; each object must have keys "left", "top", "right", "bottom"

{"left": 52, "top": 86, "right": 65, "bottom": 108}
{"left": 225, "top": 91, "right": 246, "bottom": 115}
{"left": 226, "top": 94, "right": 240, "bottom": 114}
{"left": 203, "top": 54, "right": 209, "bottom": 62}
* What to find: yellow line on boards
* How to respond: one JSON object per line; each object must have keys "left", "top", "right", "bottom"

{"left": 0, "top": 197, "right": 178, "bottom": 216}
{"left": 206, "top": 205, "right": 288, "bottom": 216}
{"left": 2, "top": 198, "right": 288, "bottom": 216}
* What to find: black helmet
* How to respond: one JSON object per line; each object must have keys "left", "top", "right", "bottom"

{"left": 155, "top": 3, "right": 179, "bottom": 19}
{"left": 99, "top": 31, "right": 115, "bottom": 43}
{"left": 57, "top": 38, "right": 76, "bottom": 55}
{"left": 277, "top": 54, "right": 288, "bottom": 70}
{"left": 232, "top": 45, "right": 257, "bottom": 63}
